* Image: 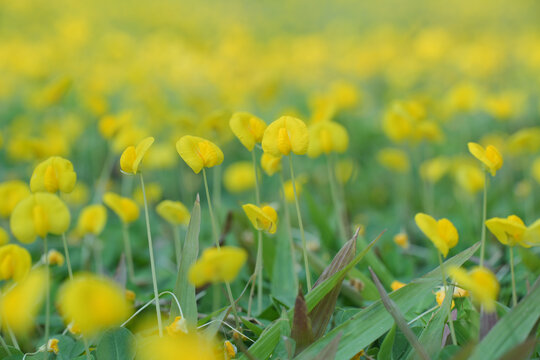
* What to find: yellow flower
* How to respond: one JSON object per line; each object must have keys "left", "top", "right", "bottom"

{"left": 176, "top": 135, "right": 224, "bottom": 174}
{"left": 10, "top": 193, "right": 71, "bottom": 244}
{"left": 156, "top": 200, "right": 190, "bottom": 226}
{"left": 133, "top": 182, "right": 163, "bottom": 205}
{"left": 47, "top": 249, "right": 65, "bottom": 266}
{"left": 224, "top": 340, "right": 237, "bottom": 359}
{"left": 98, "top": 111, "right": 131, "bottom": 140}
{"left": 448, "top": 266, "right": 499, "bottom": 312}
{"left": 229, "top": 112, "right": 267, "bottom": 151}
{"left": 0, "top": 244, "right": 31, "bottom": 282}
{"left": 506, "top": 127, "right": 540, "bottom": 155}
{"left": 0, "top": 269, "right": 47, "bottom": 336}
{"left": 0, "top": 227, "right": 9, "bottom": 246}
{"left": 260, "top": 153, "right": 282, "bottom": 176}
{"left": 415, "top": 213, "right": 459, "bottom": 257}
{"left": 435, "top": 288, "right": 455, "bottom": 309}
{"left": 453, "top": 162, "right": 485, "bottom": 194}
{"left": 189, "top": 246, "right": 247, "bottom": 287}
{"left": 224, "top": 162, "right": 255, "bottom": 193}
{"left": 262, "top": 116, "right": 309, "bottom": 157}
{"left": 0, "top": 180, "right": 30, "bottom": 218}
{"left": 30, "top": 156, "right": 77, "bottom": 194}
{"left": 486, "top": 215, "right": 540, "bottom": 247}
{"left": 57, "top": 273, "right": 132, "bottom": 336}
{"left": 103, "top": 192, "right": 139, "bottom": 224}
{"left": 420, "top": 157, "right": 450, "bottom": 184}
{"left": 307, "top": 121, "right": 349, "bottom": 158}
{"left": 166, "top": 316, "right": 188, "bottom": 336}
{"left": 393, "top": 233, "right": 409, "bottom": 249}
{"left": 467, "top": 142, "right": 503, "bottom": 176}
{"left": 391, "top": 280, "right": 406, "bottom": 291}
{"left": 120, "top": 136, "right": 154, "bottom": 174}
{"left": 137, "top": 332, "right": 220, "bottom": 360}
{"left": 242, "top": 204, "right": 278, "bottom": 234}
{"left": 47, "top": 338, "right": 60, "bottom": 354}
{"left": 377, "top": 148, "right": 410, "bottom": 173}
{"left": 76, "top": 204, "right": 107, "bottom": 236}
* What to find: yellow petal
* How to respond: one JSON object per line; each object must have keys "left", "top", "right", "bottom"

{"left": 522, "top": 219, "right": 540, "bottom": 246}
{"left": 103, "top": 192, "right": 139, "bottom": 224}
{"left": 229, "top": 112, "right": 267, "bottom": 151}
{"left": 120, "top": 146, "right": 137, "bottom": 174}
{"left": 133, "top": 136, "right": 154, "bottom": 173}
{"left": 485, "top": 216, "right": 526, "bottom": 246}
{"left": 77, "top": 205, "right": 108, "bottom": 236}
{"left": 242, "top": 204, "right": 278, "bottom": 234}
{"left": 176, "top": 135, "right": 224, "bottom": 174}
{"left": 307, "top": 121, "right": 349, "bottom": 158}
{"left": 0, "top": 244, "right": 31, "bottom": 282}
{"left": 223, "top": 162, "right": 255, "bottom": 193}
{"left": 262, "top": 116, "right": 309, "bottom": 157}
{"left": 188, "top": 246, "right": 247, "bottom": 287}
{"left": 415, "top": 213, "right": 448, "bottom": 257}
{"left": 260, "top": 153, "right": 282, "bottom": 176}
{"left": 0, "top": 181, "right": 30, "bottom": 218}
{"left": 156, "top": 200, "right": 190, "bottom": 226}
{"left": 30, "top": 157, "right": 77, "bottom": 194}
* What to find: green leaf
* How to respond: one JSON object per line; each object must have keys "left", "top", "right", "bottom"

{"left": 0, "top": 345, "right": 22, "bottom": 360}
{"left": 55, "top": 335, "right": 85, "bottom": 360}
{"left": 468, "top": 277, "right": 540, "bottom": 360}
{"left": 310, "top": 332, "right": 342, "bottom": 360}
{"left": 291, "top": 290, "right": 314, "bottom": 355}
{"left": 271, "top": 226, "right": 298, "bottom": 308}
{"left": 497, "top": 337, "right": 537, "bottom": 360}
{"left": 95, "top": 327, "right": 136, "bottom": 360}
{"left": 171, "top": 195, "right": 201, "bottom": 325}
{"left": 378, "top": 324, "right": 397, "bottom": 360}
{"left": 294, "top": 243, "right": 479, "bottom": 360}
{"left": 357, "top": 234, "right": 394, "bottom": 288}
{"left": 370, "top": 268, "right": 430, "bottom": 360}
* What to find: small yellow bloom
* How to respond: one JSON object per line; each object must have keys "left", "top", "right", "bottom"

{"left": 57, "top": 273, "right": 132, "bottom": 336}
{"left": 453, "top": 162, "right": 485, "bottom": 194}
{"left": 307, "top": 121, "right": 349, "bottom": 158}
{"left": 260, "top": 153, "right": 282, "bottom": 176}
{"left": 420, "top": 157, "right": 450, "bottom": 184}
{"left": 120, "top": 136, "right": 154, "bottom": 174}
{"left": 0, "top": 227, "right": 9, "bottom": 246}
{"left": 47, "top": 338, "right": 60, "bottom": 354}
{"left": 262, "top": 116, "right": 309, "bottom": 157}
{"left": 435, "top": 288, "right": 455, "bottom": 309}
{"left": 46, "top": 249, "right": 65, "bottom": 267}
{"left": 176, "top": 135, "right": 224, "bottom": 174}
{"left": 467, "top": 142, "right": 503, "bottom": 176}
{"left": 98, "top": 112, "right": 131, "bottom": 140}
{"left": 30, "top": 156, "right": 77, "bottom": 194}
{"left": 283, "top": 176, "right": 308, "bottom": 203}
{"left": 166, "top": 316, "right": 188, "bottom": 336}
{"left": 506, "top": 127, "right": 540, "bottom": 155}
{"left": 10, "top": 193, "right": 71, "bottom": 244}
{"left": 76, "top": 204, "right": 108, "bottom": 236}
{"left": 486, "top": 215, "right": 540, "bottom": 247}
{"left": 67, "top": 322, "right": 81, "bottom": 335}
{"left": 223, "top": 162, "right": 256, "bottom": 193}
{"left": 0, "top": 180, "right": 30, "bottom": 218}
{"left": 229, "top": 112, "right": 267, "bottom": 151}
{"left": 133, "top": 182, "right": 163, "bottom": 205}
{"left": 156, "top": 200, "right": 190, "bottom": 226}
{"left": 377, "top": 148, "right": 410, "bottom": 173}
{"left": 0, "top": 269, "right": 47, "bottom": 336}
{"left": 448, "top": 266, "right": 499, "bottom": 312}
{"left": 242, "top": 204, "right": 278, "bottom": 234}
{"left": 393, "top": 233, "right": 409, "bottom": 249}
{"left": 224, "top": 340, "right": 237, "bottom": 359}
{"left": 391, "top": 280, "right": 406, "bottom": 291}
{"left": 189, "top": 246, "right": 247, "bottom": 287}
{"left": 415, "top": 213, "right": 458, "bottom": 257}
{"left": 0, "top": 244, "right": 31, "bottom": 282}
{"left": 103, "top": 192, "right": 139, "bottom": 224}
{"left": 137, "top": 332, "right": 220, "bottom": 360}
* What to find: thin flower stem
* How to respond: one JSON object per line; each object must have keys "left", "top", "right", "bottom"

{"left": 510, "top": 246, "right": 517, "bottom": 307}
{"left": 280, "top": 172, "right": 298, "bottom": 290}
{"left": 93, "top": 148, "right": 115, "bottom": 203}
{"left": 251, "top": 149, "right": 263, "bottom": 314}
{"left": 326, "top": 154, "right": 347, "bottom": 243}
{"left": 202, "top": 168, "right": 219, "bottom": 247}
{"left": 225, "top": 282, "right": 241, "bottom": 329}
{"left": 122, "top": 224, "right": 135, "bottom": 282}
{"left": 139, "top": 173, "right": 163, "bottom": 337}
{"left": 251, "top": 150, "right": 261, "bottom": 205}
{"left": 61, "top": 232, "right": 73, "bottom": 280}
{"left": 43, "top": 235, "right": 50, "bottom": 343}
{"left": 288, "top": 155, "right": 311, "bottom": 290}
{"left": 480, "top": 171, "right": 488, "bottom": 267}
{"left": 438, "top": 252, "right": 457, "bottom": 345}
{"left": 173, "top": 225, "right": 182, "bottom": 270}
{"left": 83, "top": 337, "right": 91, "bottom": 360}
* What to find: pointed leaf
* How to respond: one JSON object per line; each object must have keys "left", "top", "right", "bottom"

{"left": 311, "top": 332, "right": 342, "bottom": 360}
{"left": 378, "top": 324, "right": 397, "bottom": 360}
{"left": 291, "top": 290, "right": 314, "bottom": 354}
{"left": 497, "top": 337, "right": 537, "bottom": 360}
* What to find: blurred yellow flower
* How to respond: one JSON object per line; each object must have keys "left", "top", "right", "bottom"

{"left": 0, "top": 244, "right": 31, "bottom": 282}
{"left": 137, "top": 332, "right": 220, "bottom": 360}
{"left": 415, "top": 213, "right": 458, "bottom": 257}
{"left": 242, "top": 204, "right": 278, "bottom": 234}
{"left": 103, "top": 192, "right": 139, "bottom": 224}
{"left": 156, "top": 200, "right": 190, "bottom": 226}
{"left": 262, "top": 116, "right": 309, "bottom": 157}
{"left": 453, "top": 162, "right": 485, "bottom": 194}
{"left": 391, "top": 280, "right": 406, "bottom": 291}
{"left": 176, "top": 135, "right": 224, "bottom": 174}
{"left": 57, "top": 273, "right": 132, "bottom": 336}
{"left": 448, "top": 266, "right": 499, "bottom": 312}
{"left": 30, "top": 156, "right": 77, "bottom": 194}
{"left": 435, "top": 288, "right": 455, "bottom": 309}
{"left": 467, "top": 142, "right": 503, "bottom": 176}
{"left": 420, "top": 157, "right": 450, "bottom": 183}
{"left": 484, "top": 91, "right": 524, "bottom": 121}
{"left": 446, "top": 82, "right": 480, "bottom": 112}
{"left": 307, "top": 121, "right": 349, "bottom": 158}
{"left": 393, "top": 233, "right": 409, "bottom": 249}
{"left": 76, "top": 204, "right": 107, "bottom": 237}
{"left": 224, "top": 162, "right": 255, "bottom": 193}
{"left": 0, "top": 227, "right": 9, "bottom": 246}
{"left": 335, "top": 159, "right": 357, "bottom": 184}
{"left": 133, "top": 182, "right": 163, "bottom": 205}
{"left": 260, "top": 153, "right": 282, "bottom": 176}
{"left": 0, "top": 269, "right": 47, "bottom": 336}
{"left": 0, "top": 180, "right": 30, "bottom": 218}
{"left": 166, "top": 316, "right": 188, "bottom": 335}
{"left": 10, "top": 193, "right": 71, "bottom": 244}
{"left": 144, "top": 144, "right": 178, "bottom": 170}
{"left": 47, "top": 338, "right": 60, "bottom": 354}
{"left": 229, "top": 112, "right": 267, "bottom": 151}
{"left": 120, "top": 136, "right": 154, "bottom": 174}
{"left": 98, "top": 112, "right": 131, "bottom": 140}
{"left": 224, "top": 340, "right": 237, "bottom": 359}
{"left": 505, "top": 127, "right": 540, "bottom": 155}
{"left": 61, "top": 182, "right": 90, "bottom": 207}
{"left": 377, "top": 148, "right": 410, "bottom": 173}
{"left": 283, "top": 176, "right": 308, "bottom": 203}
{"left": 46, "top": 249, "right": 65, "bottom": 267}
{"left": 189, "top": 246, "right": 247, "bottom": 287}
{"left": 486, "top": 215, "right": 540, "bottom": 247}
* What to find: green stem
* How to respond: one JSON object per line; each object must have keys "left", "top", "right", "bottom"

{"left": 61, "top": 232, "right": 73, "bottom": 280}
{"left": 202, "top": 168, "right": 219, "bottom": 247}
{"left": 93, "top": 148, "right": 115, "bottom": 203}
{"left": 139, "top": 173, "right": 163, "bottom": 337}
{"left": 43, "top": 235, "right": 50, "bottom": 343}
{"left": 251, "top": 150, "right": 263, "bottom": 314}
{"left": 510, "top": 246, "right": 517, "bottom": 307}
{"left": 122, "top": 224, "right": 135, "bottom": 283}
{"left": 280, "top": 173, "right": 298, "bottom": 290}
{"left": 438, "top": 252, "right": 457, "bottom": 345}
{"left": 225, "top": 281, "right": 240, "bottom": 328}
{"left": 480, "top": 171, "right": 488, "bottom": 267}
{"left": 326, "top": 154, "right": 347, "bottom": 243}
{"left": 288, "top": 156, "right": 311, "bottom": 290}
{"left": 173, "top": 225, "right": 182, "bottom": 270}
